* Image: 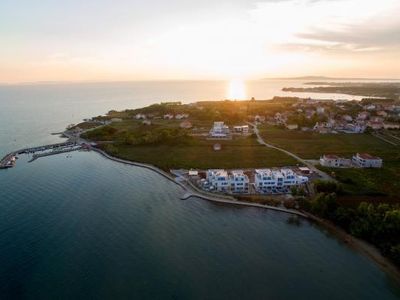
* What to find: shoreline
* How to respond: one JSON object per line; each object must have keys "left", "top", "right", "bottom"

{"left": 304, "top": 212, "right": 400, "bottom": 282}
{"left": 91, "top": 147, "right": 400, "bottom": 282}
{"left": 3, "top": 140, "right": 399, "bottom": 283}
{"left": 91, "top": 146, "right": 400, "bottom": 282}
{"left": 91, "top": 147, "right": 308, "bottom": 218}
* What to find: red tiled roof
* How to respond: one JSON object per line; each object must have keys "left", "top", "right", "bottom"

{"left": 324, "top": 154, "right": 339, "bottom": 160}
{"left": 357, "top": 153, "right": 380, "bottom": 160}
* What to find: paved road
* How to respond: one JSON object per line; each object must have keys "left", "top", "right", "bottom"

{"left": 248, "top": 122, "right": 333, "bottom": 181}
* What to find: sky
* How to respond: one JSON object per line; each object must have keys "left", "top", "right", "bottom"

{"left": 1, "top": 0, "right": 400, "bottom": 83}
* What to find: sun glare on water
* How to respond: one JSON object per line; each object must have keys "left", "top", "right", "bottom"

{"left": 227, "top": 79, "right": 247, "bottom": 100}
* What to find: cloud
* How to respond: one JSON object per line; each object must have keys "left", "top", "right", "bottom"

{"left": 260, "top": 0, "right": 400, "bottom": 52}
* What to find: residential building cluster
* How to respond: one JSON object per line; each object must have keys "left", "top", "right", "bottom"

{"left": 256, "top": 98, "right": 400, "bottom": 134}
{"left": 209, "top": 122, "right": 250, "bottom": 139}
{"left": 320, "top": 153, "right": 383, "bottom": 168}
{"left": 201, "top": 168, "right": 309, "bottom": 194}
{"left": 254, "top": 169, "right": 308, "bottom": 192}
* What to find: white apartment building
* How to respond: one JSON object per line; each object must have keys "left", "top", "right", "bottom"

{"left": 209, "top": 122, "right": 230, "bottom": 138}
{"left": 206, "top": 169, "right": 230, "bottom": 191}
{"left": 352, "top": 153, "right": 383, "bottom": 168}
{"left": 254, "top": 168, "right": 308, "bottom": 191}
{"left": 229, "top": 170, "right": 249, "bottom": 193}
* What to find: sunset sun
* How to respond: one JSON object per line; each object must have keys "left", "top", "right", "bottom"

{"left": 227, "top": 79, "right": 247, "bottom": 100}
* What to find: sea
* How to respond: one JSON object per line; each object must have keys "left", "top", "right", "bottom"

{"left": 1, "top": 80, "right": 400, "bottom": 299}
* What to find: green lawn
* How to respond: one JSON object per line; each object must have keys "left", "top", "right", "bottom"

{"left": 101, "top": 137, "right": 297, "bottom": 171}
{"left": 86, "top": 119, "right": 297, "bottom": 170}
{"left": 259, "top": 125, "right": 400, "bottom": 198}
{"left": 259, "top": 125, "right": 396, "bottom": 159}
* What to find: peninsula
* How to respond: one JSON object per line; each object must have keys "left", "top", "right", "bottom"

{"left": 65, "top": 97, "right": 400, "bottom": 270}
{"left": 2, "top": 96, "right": 399, "bottom": 274}
{"left": 283, "top": 82, "right": 400, "bottom": 99}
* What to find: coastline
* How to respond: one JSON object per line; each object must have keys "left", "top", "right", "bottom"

{"left": 304, "top": 212, "right": 400, "bottom": 282}
{"left": 3, "top": 137, "right": 399, "bottom": 283}
{"left": 91, "top": 147, "right": 308, "bottom": 218}
{"left": 91, "top": 146, "right": 400, "bottom": 282}
{"left": 91, "top": 147, "right": 400, "bottom": 282}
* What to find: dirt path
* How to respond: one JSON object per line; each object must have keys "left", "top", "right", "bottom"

{"left": 248, "top": 122, "right": 333, "bottom": 181}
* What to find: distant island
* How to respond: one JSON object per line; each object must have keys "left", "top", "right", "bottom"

{"left": 264, "top": 75, "right": 400, "bottom": 81}
{"left": 282, "top": 82, "right": 400, "bottom": 99}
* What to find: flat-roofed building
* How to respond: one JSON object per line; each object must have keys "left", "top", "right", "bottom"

{"left": 352, "top": 153, "right": 383, "bottom": 168}
{"left": 254, "top": 168, "right": 308, "bottom": 191}
{"left": 319, "top": 154, "right": 353, "bottom": 167}
{"left": 229, "top": 170, "right": 249, "bottom": 193}
{"left": 233, "top": 125, "right": 249, "bottom": 134}
{"left": 209, "top": 122, "right": 230, "bottom": 138}
{"left": 206, "top": 169, "right": 230, "bottom": 191}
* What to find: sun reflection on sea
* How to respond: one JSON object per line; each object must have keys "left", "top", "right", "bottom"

{"left": 227, "top": 79, "right": 247, "bottom": 100}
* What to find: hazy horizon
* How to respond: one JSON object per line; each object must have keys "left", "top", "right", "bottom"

{"left": 1, "top": 0, "right": 400, "bottom": 83}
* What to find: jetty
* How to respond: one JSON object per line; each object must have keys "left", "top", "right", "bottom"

{"left": 28, "top": 145, "right": 82, "bottom": 162}
{"left": 0, "top": 141, "right": 81, "bottom": 169}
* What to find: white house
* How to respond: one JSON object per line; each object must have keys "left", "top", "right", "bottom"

{"left": 188, "top": 170, "right": 199, "bottom": 177}
{"left": 316, "top": 107, "right": 325, "bottom": 114}
{"left": 110, "top": 118, "right": 123, "bottom": 123}
{"left": 357, "top": 111, "right": 369, "bottom": 121}
{"left": 383, "top": 123, "right": 400, "bottom": 130}
{"left": 142, "top": 120, "right": 152, "bottom": 126}
{"left": 365, "top": 104, "right": 376, "bottom": 111}
{"left": 175, "top": 113, "right": 189, "bottom": 120}
{"left": 343, "top": 123, "right": 365, "bottom": 133}
{"left": 229, "top": 170, "right": 249, "bottom": 193}
{"left": 342, "top": 115, "right": 353, "bottom": 122}
{"left": 352, "top": 153, "right": 383, "bottom": 168}
{"left": 367, "top": 121, "right": 384, "bottom": 130}
{"left": 286, "top": 124, "right": 298, "bottom": 130}
{"left": 209, "top": 121, "right": 230, "bottom": 138}
{"left": 233, "top": 125, "right": 249, "bottom": 134}
{"left": 135, "top": 113, "right": 146, "bottom": 120}
{"left": 254, "top": 115, "right": 266, "bottom": 123}
{"left": 320, "top": 154, "right": 351, "bottom": 168}
{"left": 180, "top": 120, "right": 192, "bottom": 129}
{"left": 163, "top": 114, "right": 174, "bottom": 120}
{"left": 206, "top": 169, "right": 230, "bottom": 191}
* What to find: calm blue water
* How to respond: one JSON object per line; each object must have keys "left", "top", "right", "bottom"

{"left": 0, "top": 80, "right": 367, "bottom": 156}
{"left": 1, "top": 82, "right": 400, "bottom": 299}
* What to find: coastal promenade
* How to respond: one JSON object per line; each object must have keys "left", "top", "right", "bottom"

{"left": 91, "top": 147, "right": 308, "bottom": 218}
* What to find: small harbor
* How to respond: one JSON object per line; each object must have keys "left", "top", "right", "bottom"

{"left": 0, "top": 141, "right": 86, "bottom": 169}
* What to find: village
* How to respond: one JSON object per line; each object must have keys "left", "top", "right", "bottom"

{"left": 262, "top": 98, "right": 400, "bottom": 133}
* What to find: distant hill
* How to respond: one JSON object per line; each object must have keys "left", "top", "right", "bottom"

{"left": 263, "top": 76, "right": 399, "bottom": 81}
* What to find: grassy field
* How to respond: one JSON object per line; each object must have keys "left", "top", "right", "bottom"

{"left": 84, "top": 119, "right": 297, "bottom": 170}
{"left": 259, "top": 125, "right": 400, "bottom": 198}
{"left": 259, "top": 125, "right": 396, "bottom": 158}
{"left": 101, "top": 136, "right": 297, "bottom": 171}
